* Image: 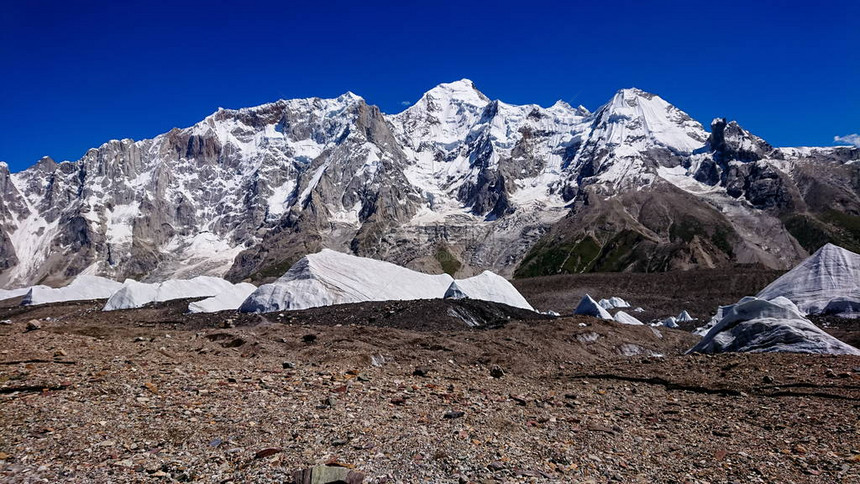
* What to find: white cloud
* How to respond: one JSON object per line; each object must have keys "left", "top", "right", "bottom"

{"left": 400, "top": 101, "right": 412, "bottom": 106}
{"left": 834, "top": 133, "right": 860, "bottom": 147}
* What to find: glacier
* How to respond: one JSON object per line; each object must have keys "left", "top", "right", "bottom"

{"left": 756, "top": 244, "right": 860, "bottom": 318}
{"left": 238, "top": 249, "right": 533, "bottom": 313}
{"left": 689, "top": 296, "right": 860, "bottom": 355}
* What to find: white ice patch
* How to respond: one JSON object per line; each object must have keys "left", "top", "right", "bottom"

{"left": 105, "top": 202, "right": 140, "bottom": 246}
{"left": 756, "top": 244, "right": 860, "bottom": 318}
{"left": 266, "top": 180, "right": 296, "bottom": 217}
{"left": 187, "top": 282, "right": 257, "bottom": 313}
{"left": 239, "top": 249, "right": 533, "bottom": 313}
{"left": 689, "top": 296, "right": 860, "bottom": 355}
{"left": 443, "top": 272, "right": 533, "bottom": 310}
{"left": 103, "top": 276, "right": 237, "bottom": 311}
{"left": 23, "top": 275, "right": 123, "bottom": 306}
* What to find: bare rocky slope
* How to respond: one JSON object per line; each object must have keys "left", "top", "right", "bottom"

{"left": 1, "top": 80, "right": 858, "bottom": 287}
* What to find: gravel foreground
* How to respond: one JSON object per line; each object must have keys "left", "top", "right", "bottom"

{"left": 1, "top": 299, "right": 859, "bottom": 483}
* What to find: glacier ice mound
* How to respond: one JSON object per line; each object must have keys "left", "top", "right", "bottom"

{"left": 188, "top": 282, "right": 258, "bottom": 313}
{"left": 688, "top": 296, "right": 860, "bottom": 355}
{"left": 573, "top": 294, "right": 613, "bottom": 320}
{"left": 599, "top": 297, "right": 630, "bottom": 310}
{"left": 239, "top": 249, "right": 532, "bottom": 313}
{"left": 613, "top": 310, "right": 644, "bottom": 326}
{"left": 756, "top": 243, "right": 860, "bottom": 318}
{"left": 22, "top": 276, "right": 123, "bottom": 306}
{"left": 104, "top": 276, "right": 237, "bottom": 311}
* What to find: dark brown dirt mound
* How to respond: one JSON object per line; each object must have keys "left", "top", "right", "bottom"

{"left": 514, "top": 266, "right": 784, "bottom": 322}
{"left": 810, "top": 315, "right": 860, "bottom": 349}
{"left": 227, "top": 298, "right": 552, "bottom": 332}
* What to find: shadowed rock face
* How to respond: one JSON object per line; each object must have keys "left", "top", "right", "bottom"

{"left": 0, "top": 81, "right": 858, "bottom": 287}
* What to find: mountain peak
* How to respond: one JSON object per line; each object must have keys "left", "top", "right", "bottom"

{"left": 420, "top": 79, "right": 489, "bottom": 107}
{"left": 708, "top": 118, "right": 773, "bottom": 162}
{"left": 337, "top": 91, "right": 364, "bottom": 102}
{"left": 614, "top": 87, "right": 656, "bottom": 99}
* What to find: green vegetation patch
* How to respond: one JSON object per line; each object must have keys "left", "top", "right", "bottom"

{"left": 256, "top": 257, "right": 299, "bottom": 280}
{"left": 820, "top": 209, "right": 860, "bottom": 246}
{"left": 590, "top": 230, "right": 643, "bottom": 272}
{"left": 783, "top": 214, "right": 834, "bottom": 253}
{"left": 435, "top": 246, "right": 462, "bottom": 276}
{"left": 782, "top": 211, "right": 860, "bottom": 254}
{"left": 710, "top": 227, "right": 734, "bottom": 256}
{"left": 669, "top": 218, "right": 706, "bottom": 243}
{"left": 514, "top": 235, "right": 601, "bottom": 278}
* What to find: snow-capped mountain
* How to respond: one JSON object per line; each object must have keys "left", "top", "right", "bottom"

{"left": 1, "top": 79, "right": 858, "bottom": 287}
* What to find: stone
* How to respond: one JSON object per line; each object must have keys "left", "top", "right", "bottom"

{"left": 254, "top": 448, "right": 282, "bottom": 459}
{"left": 25, "top": 320, "right": 41, "bottom": 332}
{"left": 302, "top": 334, "right": 317, "bottom": 344}
{"left": 292, "top": 464, "right": 364, "bottom": 484}
{"left": 490, "top": 365, "right": 505, "bottom": 378}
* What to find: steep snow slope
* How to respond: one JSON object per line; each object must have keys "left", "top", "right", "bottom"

{"left": 689, "top": 296, "right": 860, "bottom": 355}
{"left": 570, "top": 88, "right": 708, "bottom": 190}
{"left": 756, "top": 244, "right": 860, "bottom": 317}
{"left": 1, "top": 80, "right": 857, "bottom": 287}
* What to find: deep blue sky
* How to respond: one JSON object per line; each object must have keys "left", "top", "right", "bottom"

{"left": 2, "top": 0, "right": 858, "bottom": 171}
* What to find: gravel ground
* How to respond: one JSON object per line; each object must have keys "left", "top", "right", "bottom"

{"left": 513, "top": 267, "right": 784, "bottom": 323}
{"left": 1, "top": 298, "right": 859, "bottom": 483}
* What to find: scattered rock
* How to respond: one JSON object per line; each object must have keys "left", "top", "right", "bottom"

{"left": 282, "top": 361, "right": 296, "bottom": 369}
{"left": 490, "top": 365, "right": 505, "bottom": 378}
{"left": 302, "top": 334, "right": 317, "bottom": 344}
{"left": 443, "top": 410, "right": 465, "bottom": 419}
{"left": 412, "top": 367, "right": 429, "bottom": 377}
{"left": 253, "top": 447, "right": 282, "bottom": 459}
{"left": 762, "top": 375, "right": 774, "bottom": 384}
{"left": 292, "top": 464, "right": 364, "bottom": 484}
{"left": 587, "top": 423, "right": 615, "bottom": 434}
{"left": 25, "top": 320, "right": 41, "bottom": 332}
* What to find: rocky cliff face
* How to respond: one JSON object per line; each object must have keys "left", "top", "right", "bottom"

{"left": 1, "top": 80, "right": 858, "bottom": 287}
